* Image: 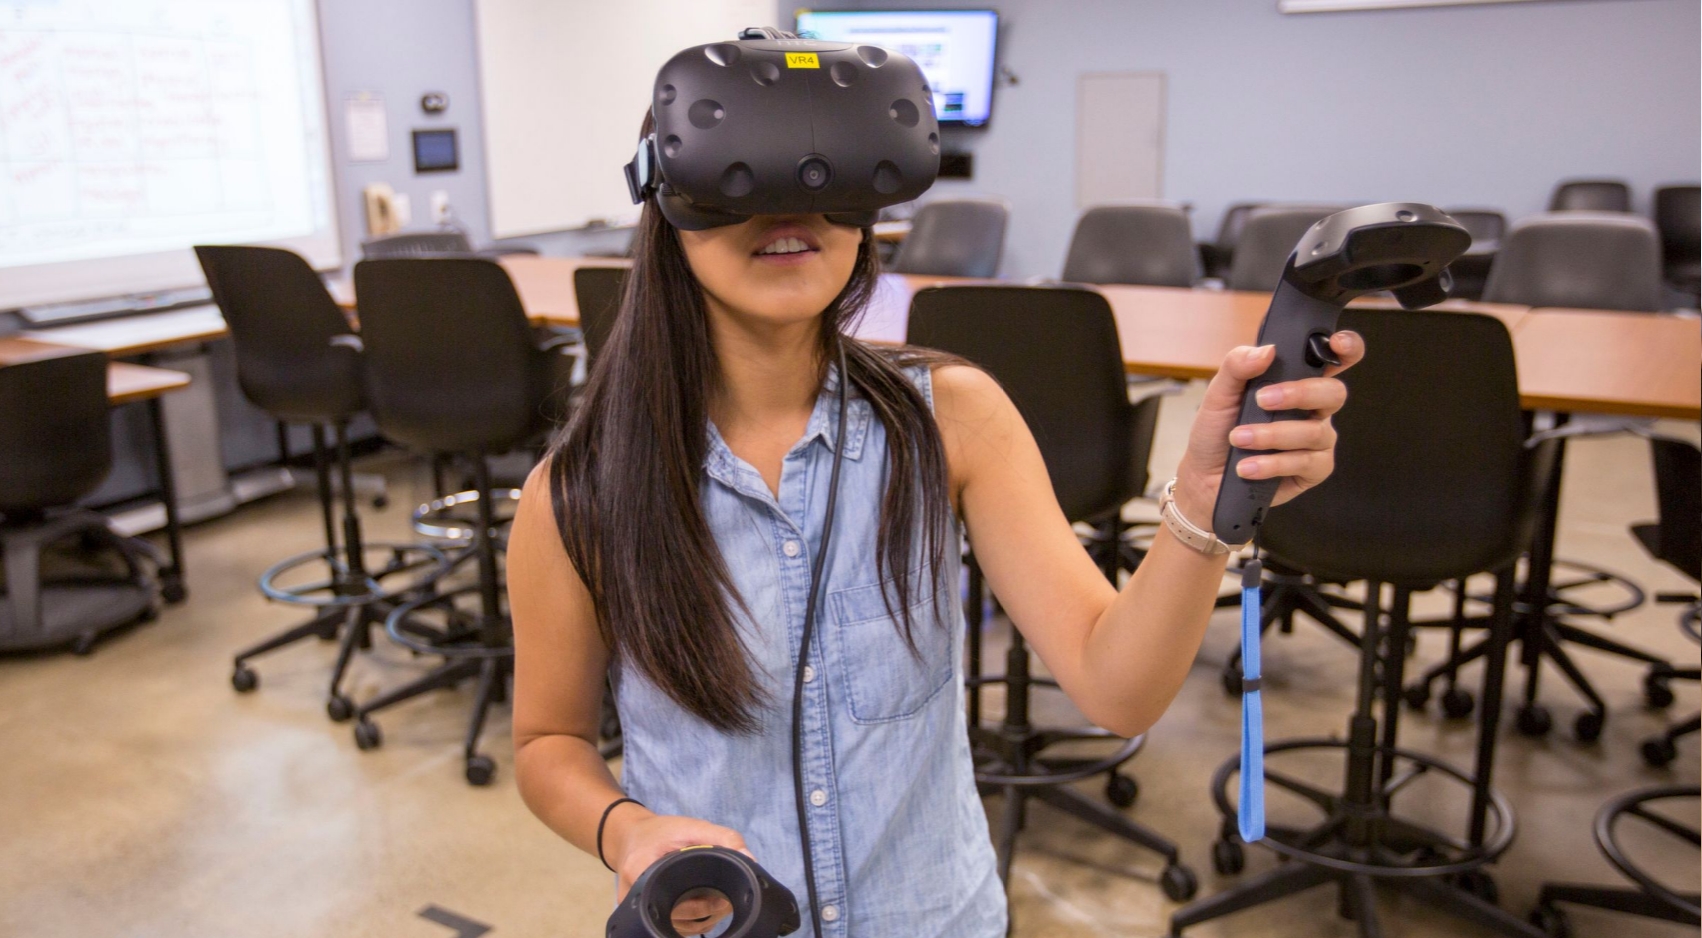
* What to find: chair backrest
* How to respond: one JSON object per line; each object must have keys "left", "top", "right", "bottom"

{"left": 193, "top": 245, "right": 365, "bottom": 423}
{"left": 353, "top": 258, "right": 545, "bottom": 454}
{"left": 889, "top": 198, "right": 1009, "bottom": 278}
{"left": 1446, "top": 209, "right": 1507, "bottom": 252}
{"left": 1646, "top": 436, "right": 1702, "bottom": 583}
{"left": 1061, "top": 204, "right": 1197, "bottom": 287}
{"left": 1482, "top": 212, "right": 1665, "bottom": 311}
{"left": 1549, "top": 179, "right": 1632, "bottom": 213}
{"left": 1215, "top": 203, "right": 1262, "bottom": 252}
{"left": 1226, "top": 204, "right": 1344, "bottom": 292}
{"left": 1259, "top": 309, "right": 1538, "bottom": 586}
{"left": 0, "top": 350, "right": 111, "bottom": 516}
{"left": 360, "top": 230, "right": 475, "bottom": 259}
{"left": 1653, "top": 185, "right": 1700, "bottom": 266}
{"left": 905, "top": 285, "right": 1156, "bottom": 522}
{"left": 572, "top": 266, "right": 628, "bottom": 364}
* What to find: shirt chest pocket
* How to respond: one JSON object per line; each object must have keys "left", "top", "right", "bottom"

{"left": 825, "top": 570, "right": 955, "bottom": 725}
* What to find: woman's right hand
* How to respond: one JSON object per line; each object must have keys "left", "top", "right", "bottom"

{"left": 608, "top": 808, "right": 754, "bottom": 937}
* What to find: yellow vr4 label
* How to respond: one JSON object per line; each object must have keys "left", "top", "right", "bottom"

{"left": 785, "top": 52, "right": 820, "bottom": 68}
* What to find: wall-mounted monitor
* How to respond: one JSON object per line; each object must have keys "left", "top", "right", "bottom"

{"left": 795, "top": 9, "right": 999, "bottom": 127}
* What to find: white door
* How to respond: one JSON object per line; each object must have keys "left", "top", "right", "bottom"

{"left": 1076, "top": 71, "right": 1166, "bottom": 207}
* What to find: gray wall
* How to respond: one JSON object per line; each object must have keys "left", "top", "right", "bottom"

{"left": 872, "top": 0, "right": 1701, "bottom": 278}
{"left": 315, "top": 1, "right": 1700, "bottom": 279}
{"left": 315, "top": 0, "right": 631, "bottom": 264}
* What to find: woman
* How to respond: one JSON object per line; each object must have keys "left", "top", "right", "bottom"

{"left": 507, "top": 191, "right": 1359, "bottom": 935}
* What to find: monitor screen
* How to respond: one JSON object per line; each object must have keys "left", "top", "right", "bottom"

{"left": 795, "top": 9, "right": 998, "bottom": 127}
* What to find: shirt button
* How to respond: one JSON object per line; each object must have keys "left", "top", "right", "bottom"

{"left": 783, "top": 539, "right": 801, "bottom": 558}
{"left": 802, "top": 665, "right": 816, "bottom": 684}
{"left": 821, "top": 904, "right": 840, "bottom": 922}
{"left": 810, "top": 789, "right": 828, "bottom": 807}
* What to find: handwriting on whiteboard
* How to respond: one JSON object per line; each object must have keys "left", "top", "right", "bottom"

{"left": 1, "top": 0, "right": 331, "bottom": 269}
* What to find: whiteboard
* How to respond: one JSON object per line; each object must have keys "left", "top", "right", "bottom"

{"left": 475, "top": 0, "right": 773, "bottom": 239}
{"left": 0, "top": 0, "right": 340, "bottom": 309}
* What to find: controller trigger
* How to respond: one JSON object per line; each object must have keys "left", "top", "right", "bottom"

{"left": 1303, "top": 333, "right": 1341, "bottom": 369}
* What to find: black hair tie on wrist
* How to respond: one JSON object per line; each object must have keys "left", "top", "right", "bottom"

{"left": 598, "top": 796, "right": 644, "bottom": 872}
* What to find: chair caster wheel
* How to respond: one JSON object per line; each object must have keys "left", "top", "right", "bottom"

{"left": 1516, "top": 704, "right": 1552, "bottom": 737}
{"left": 1572, "top": 710, "right": 1604, "bottom": 743}
{"left": 231, "top": 665, "right": 258, "bottom": 693}
{"left": 465, "top": 754, "right": 496, "bottom": 786}
{"left": 1641, "top": 736, "right": 1678, "bottom": 768}
{"left": 162, "top": 578, "right": 187, "bottom": 604}
{"left": 1528, "top": 901, "right": 1571, "bottom": 938}
{"left": 372, "top": 495, "right": 389, "bottom": 510}
{"left": 1644, "top": 673, "right": 1675, "bottom": 709}
{"left": 1402, "top": 683, "right": 1430, "bottom": 710}
{"left": 1105, "top": 772, "right": 1139, "bottom": 808}
{"left": 1160, "top": 863, "right": 1198, "bottom": 902}
{"left": 326, "top": 695, "right": 354, "bottom": 722}
{"left": 354, "top": 719, "right": 382, "bottom": 751}
{"left": 1220, "top": 667, "right": 1242, "bottom": 696}
{"left": 1449, "top": 869, "right": 1499, "bottom": 905}
{"left": 1211, "top": 839, "right": 1245, "bottom": 876}
{"left": 1441, "top": 687, "right": 1476, "bottom": 720}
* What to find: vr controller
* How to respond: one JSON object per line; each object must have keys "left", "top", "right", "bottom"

{"left": 1210, "top": 202, "right": 1472, "bottom": 545}
{"left": 606, "top": 846, "right": 800, "bottom": 938}
{"left": 625, "top": 27, "right": 941, "bottom": 230}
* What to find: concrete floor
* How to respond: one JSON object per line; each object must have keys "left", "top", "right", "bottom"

{"left": 2, "top": 386, "right": 1697, "bottom": 938}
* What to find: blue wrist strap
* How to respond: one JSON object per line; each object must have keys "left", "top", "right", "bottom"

{"left": 1239, "top": 557, "right": 1266, "bottom": 843}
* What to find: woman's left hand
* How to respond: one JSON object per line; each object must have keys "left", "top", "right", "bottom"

{"left": 1171, "top": 331, "right": 1364, "bottom": 529}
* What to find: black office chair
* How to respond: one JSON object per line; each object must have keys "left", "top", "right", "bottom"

{"left": 1061, "top": 203, "right": 1197, "bottom": 287}
{"left": 1632, "top": 437, "right": 1701, "bottom": 769}
{"left": 1530, "top": 785, "right": 1699, "bottom": 935}
{"left": 889, "top": 198, "right": 1009, "bottom": 278}
{"left": 1444, "top": 209, "right": 1507, "bottom": 301}
{"left": 1226, "top": 204, "right": 1344, "bottom": 292}
{"left": 571, "top": 266, "right": 628, "bottom": 364}
{"left": 1173, "top": 309, "right": 1551, "bottom": 938}
{"left": 1484, "top": 212, "right": 1666, "bottom": 312}
{"left": 1198, "top": 202, "right": 1261, "bottom": 281}
{"left": 349, "top": 257, "right": 572, "bottom": 785}
{"left": 195, "top": 245, "right": 447, "bottom": 717}
{"left": 1549, "top": 179, "right": 1632, "bottom": 213}
{"left": 360, "top": 230, "right": 475, "bottom": 259}
{"left": 907, "top": 285, "right": 1196, "bottom": 903}
{"left": 0, "top": 351, "right": 161, "bottom": 654}
{"left": 1653, "top": 185, "right": 1700, "bottom": 306}
{"left": 1411, "top": 214, "right": 1679, "bottom": 740}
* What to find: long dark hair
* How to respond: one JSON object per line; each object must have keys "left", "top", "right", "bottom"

{"left": 546, "top": 159, "right": 954, "bottom": 734}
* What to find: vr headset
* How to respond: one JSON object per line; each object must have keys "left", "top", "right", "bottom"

{"left": 624, "top": 27, "right": 941, "bottom": 230}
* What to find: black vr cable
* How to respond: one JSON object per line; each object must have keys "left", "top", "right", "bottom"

{"left": 790, "top": 338, "right": 851, "bottom": 937}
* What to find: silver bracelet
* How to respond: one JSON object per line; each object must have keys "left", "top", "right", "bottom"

{"left": 1158, "top": 478, "right": 1247, "bottom": 556}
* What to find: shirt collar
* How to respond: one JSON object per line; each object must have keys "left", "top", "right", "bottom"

{"left": 702, "top": 363, "right": 871, "bottom": 478}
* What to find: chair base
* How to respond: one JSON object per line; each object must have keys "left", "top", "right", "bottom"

{"left": 351, "top": 586, "right": 514, "bottom": 786}
{"left": 1172, "top": 739, "right": 1532, "bottom": 938}
{"left": 968, "top": 675, "right": 1193, "bottom": 901}
{"left": 1531, "top": 785, "right": 1701, "bottom": 934}
{"left": 0, "top": 510, "right": 162, "bottom": 654}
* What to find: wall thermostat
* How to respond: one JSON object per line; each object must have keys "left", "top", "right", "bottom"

{"left": 420, "top": 92, "right": 449, "bottom": 114}
{"left": 412, "top": 129, "right": 459, "bottom": 173}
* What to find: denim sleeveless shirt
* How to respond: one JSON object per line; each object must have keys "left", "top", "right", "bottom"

{"left": 611, "top": 364, "right": 1006, "bottom": 938}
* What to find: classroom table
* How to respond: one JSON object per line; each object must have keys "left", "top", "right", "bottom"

{"left": 0, "top": 337, "right": 193, "bottom": 601}
{"left": 457, "top": 257, "right": 1698, "bottom": 419}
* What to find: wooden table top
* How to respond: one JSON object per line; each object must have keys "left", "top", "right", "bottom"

{"left": 18, "top": 256, "right": 1695, "bottom": 420}
{"left": 21, "top": 305, "right": 228, "bottom": 357}
{"left": 1512, "top": 309, "right": 1701, "bottom": 420}
{"left": 0, "top": 337, "right": 191, "bottom": 404}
